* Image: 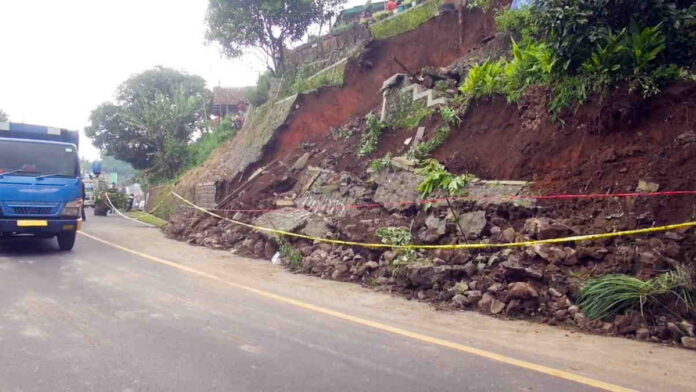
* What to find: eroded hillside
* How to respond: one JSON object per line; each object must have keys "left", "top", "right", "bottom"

{"left": 155, "top": 2, "right": 696, "bottom": 350}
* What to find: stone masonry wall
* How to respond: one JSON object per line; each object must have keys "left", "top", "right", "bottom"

{"left": 285, "top": 23, "right": 371, "bottom": 75}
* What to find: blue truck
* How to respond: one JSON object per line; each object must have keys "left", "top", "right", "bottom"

{"left": 0, "top": 122, "right": 100, "bottom": 250}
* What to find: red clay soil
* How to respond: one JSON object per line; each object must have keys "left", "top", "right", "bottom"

{"left": 219, "top": 9, "right": 499, "bottom": 208}
{"left": 433, "top": 82, "right": 696, "bottom": 224}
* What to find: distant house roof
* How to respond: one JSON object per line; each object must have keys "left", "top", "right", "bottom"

{"left": 212, "top": 87, "right": 249, "bottom": 105}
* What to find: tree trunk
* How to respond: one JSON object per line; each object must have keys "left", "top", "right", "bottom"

{"left": 275, "top": 40, "right": 285, "bottom": 74}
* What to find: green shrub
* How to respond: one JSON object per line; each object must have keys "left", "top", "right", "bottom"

{"left": 439, "top": 106, "right": 461, "bottom": 126}
{"left": 534, "top": 0, "right": 695, "bottom": 73}
{"left": 548, "top": 75, "right": 592, "bottom": 118}
{"left": 246, "top": 72, "right": 273, "bottom": 106}
{"left": 495, "top": 6, "right": 538, "bottom": 38}
{"left": 416, "top": 159, "right": 476, "bottom": 197}
{"left": 395, "top": 106, "right": 434, "bottom": 129}
{"left": 358, "top": 113, "right": 388, "bottom": 157}
{"left": 370, "top": 0, "right": 440, "bottom": 40}
{"left": 276, "top": 236, "right": 303, "bottom": 268}
{"left": 467, "top": 0, "right": 493, "bottom": 10}
{"left": 502, "top": 39, "right": 556, "bottom": 101}
{"left": 458, "top": 2, "right": 693, "bottom": 119}
{"left": 373, "top": 10, "right": 391, "bottom": 21}
{"left": 578, "top": 268, "right": 696, "bottom": 320}
{"left": 369, "top": 153, "right": 393, "bottom": 173}
{"left": 188, "top": 118, "right": 238, "bottom": 167}
{"left": 460, "top": 39, "right": 555, "bottom": 102}
{"left": 95, "top": 189, "right": 129, "bottom": 210}
{"left": 375, "top": 226, "right": 416, "bottom": 264}
{"left": 410, "top": 126, "right": 451, "bottom": 159}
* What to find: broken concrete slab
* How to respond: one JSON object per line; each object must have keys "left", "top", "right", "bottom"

{"left": 373, "top": 171, "right": 423, "bottom": 211}
{"left": 275, "top": 199, "right": 296, "bottom": 207}
{"left": 291, "top": 152, "right": 311, "bottom": 172}
{"left": 253, "top": 207, "right": 312, "bottom": 238}
{"left": 302, "top": 216, "right": 332, "bottom": 238}
{"left": 390, "top": 156, "right": 418, "bottom": 171}
{"left": 415, "top": 127, "right": 425, "bottom": 145}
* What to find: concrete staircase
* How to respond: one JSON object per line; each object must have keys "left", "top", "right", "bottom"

{"left": 401, "top": 80, "right": 449, "bottom": 107}
{"left": 380, "top": 73, "right": 450, "bottom": 122}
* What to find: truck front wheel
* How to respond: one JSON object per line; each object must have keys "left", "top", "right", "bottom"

{"left": 57, "top": 230, "right": 77, "bottom": 251}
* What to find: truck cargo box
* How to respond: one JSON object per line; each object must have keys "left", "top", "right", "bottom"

{"left": 0, "top": 122, "right": 79, "bottom": 148}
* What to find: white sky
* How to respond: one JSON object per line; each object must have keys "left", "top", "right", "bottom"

{"left": 0, "top": 0, "right": 365, "bottom": 161}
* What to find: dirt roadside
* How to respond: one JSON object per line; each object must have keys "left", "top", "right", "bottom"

{"left": 85, "top": 216, "right": 696, "bottom": 392}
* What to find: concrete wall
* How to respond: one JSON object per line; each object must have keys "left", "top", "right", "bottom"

{"left": 285, "top": 23, "right": 371, "bottom": 75}
{"left": 194, "top": 182, "right": 217, "bottom": 209}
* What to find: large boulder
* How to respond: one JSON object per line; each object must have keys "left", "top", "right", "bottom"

{"left": 506, "top": 282, "right": 539, "bottom": 301}
{"left": 457, "top": 211, "right": 487, "bottom": 237}
{"left": 523, "top": 217, "right": 572, "bottom": 240}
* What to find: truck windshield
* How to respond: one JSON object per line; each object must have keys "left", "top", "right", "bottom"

{"left": 0, "top": 139, "right": 78, "bottom": 178}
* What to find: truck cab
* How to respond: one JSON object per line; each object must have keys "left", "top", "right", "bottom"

{"left": 0, "top": 122, "right": 84, "bottom": 250}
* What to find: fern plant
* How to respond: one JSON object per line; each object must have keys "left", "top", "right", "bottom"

{"left": 460, "top": 60, "right": 506, "bottom": 98}
{"left": 624, "top": 22, "right": 666, "bottom": 76}
{"left": 581, "top": 29, "right": 626, "bottom": 78}
{"left": 503, "top": 39, "right": 556, "bottom": 101}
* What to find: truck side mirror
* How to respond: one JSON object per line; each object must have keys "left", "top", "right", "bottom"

{"left": 92, "top": 161, "right": 102, "bottom": 177}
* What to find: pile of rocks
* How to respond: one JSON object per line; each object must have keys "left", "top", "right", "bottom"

{"left": 165, "top": 167, "right": 696, "bottom": 350}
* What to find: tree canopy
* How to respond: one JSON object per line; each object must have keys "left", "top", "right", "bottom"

{"left": 86, "top": 67, "right": 211, "bottom": 181}
{"left": 206, "top": 0, "right": 346, "bottom": 74}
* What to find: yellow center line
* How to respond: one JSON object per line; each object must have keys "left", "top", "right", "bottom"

{"left": 79, "top": 231, "right": 638, "bottom": 392}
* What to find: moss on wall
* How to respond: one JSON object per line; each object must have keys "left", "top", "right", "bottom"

{"left": 291, "top": 59, "right": 347, "bottom": 93}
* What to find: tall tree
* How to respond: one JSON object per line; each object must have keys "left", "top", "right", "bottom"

{"left": 0, "top": 109, "right": 8, "bottom": 122}
{"left": 86, "top": 67, "right": 211, "bottom": 180}
{"left": 206, "top": 0, "right": 346, "bottom": 74}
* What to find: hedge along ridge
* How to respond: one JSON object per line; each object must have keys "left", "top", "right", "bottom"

{"left": 370, "top": 0, "right": 442, "bottom": 40}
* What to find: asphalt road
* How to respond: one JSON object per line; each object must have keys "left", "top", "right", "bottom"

{"left": 0, "top": 216, "right": 692, "bottom": 392}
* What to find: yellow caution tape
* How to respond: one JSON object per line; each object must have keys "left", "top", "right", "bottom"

{"left": 146, "top": 191, "right": 174, "bottom": 215}
{"left": 172, "top": 192, "right": 696, "bottom": 250}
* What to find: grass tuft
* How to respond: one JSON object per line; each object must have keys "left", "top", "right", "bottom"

{"left": 578, "top": 267, "right": 696, "bottom": 320}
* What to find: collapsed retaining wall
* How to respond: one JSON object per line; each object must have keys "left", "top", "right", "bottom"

{"left": 175, "top": 95, "right": 298, "bottom": 194}
{"left": 171, "top": 9, "right": 496, "bottom": 208}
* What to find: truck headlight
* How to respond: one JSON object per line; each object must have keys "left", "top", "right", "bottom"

{"left": 61, "top": 199, "right": 83, "bottom": 218}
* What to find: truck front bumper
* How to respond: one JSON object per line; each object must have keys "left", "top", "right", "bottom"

{"left": 0, "top": 219, "right": 81, "bottom": 237}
